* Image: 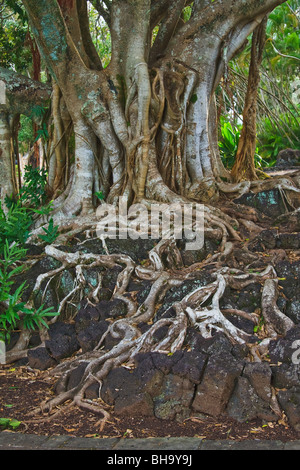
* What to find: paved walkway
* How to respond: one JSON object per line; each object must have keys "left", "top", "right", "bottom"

{"left": 0, "top": 432, "right": 300, "bottom": 450}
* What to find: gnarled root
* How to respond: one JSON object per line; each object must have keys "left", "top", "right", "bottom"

{"left": 22, "top": 203, "right": 296, "bottom": 430}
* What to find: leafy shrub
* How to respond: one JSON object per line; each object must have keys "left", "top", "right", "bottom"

{"left": 219, "top": 117, "right": 272, "bottom": 169}
{"left": 218, "top": 118, "right": 241, "bottom": 169}
{"left": 257, "top": 111, "right": 300, "bottom": 163}
{"left": 0, "top": 241, "right": 58, "bottom": 343}
{"left": 19, "top": 165, "right": 48, "bottom": 208}
{"left": 0, "top": 201, "right": 32, "bottom": 254}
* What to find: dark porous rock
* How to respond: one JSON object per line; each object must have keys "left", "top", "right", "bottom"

{"left": 277, "top": 232, "right": 300, "bottom": 250}
{"left": 133, "top": 354, "right": 164, "bottom": 397}
{"left": 23, "top": 243, "right": 44, "bottom": 257}
{"left": 105, "top": 238, "right": 157, "bottom": 263}
{"left": 184, "top": 327, "right": 216, "bottom": 353}
{"left": 275, "top": 260, "right": 299, "bottom": 300}
{"left": 276, "top": 148, "right": 300, "bottom": 168}
{"left": 134, "top": 351, "right": 183, "bottom": 376}
{"left": 85, "top": 382, "right": 101, "bottom": 399}
{"left": 76, "top": 298, "right": 127, "bottom": 329}
{"left": 286, "top": 294, "right": 300, "bottom": 324}
{"left": 153, "top": 374, "right": 195, "bottom": 422}
{"left": 149, "top": 351, "right": 179, "bottom": 375}
{"left": 277, "top": 386, "right": 300, "bottom": 432}
{"left": 231, "top": 342, "right": 250, "bottom": 360}
{"left": 219, "top": 283, "right": 261, "bottom": 318}
{"left": 45, "top": 322, "right": 80, "bottom": 361}
{"left": 234, "top": 189, "right": 288, "bottom": 219}
{"left": 101, "top": 367, "right": 141, "bottom": 406}
{"left": 180, "top": 239, "right": 219, "bottom": 266}
{"left": 192, "top": 353, "right": 244, "bottom": 417}
{"left": 271, "top": 363, "right": 300, "bottom": 389}
{"left": 102, "top": 265, "right": 123, "bottom": 291}
{"left": 205, "top": 332, "right": 234, "bottom": 356}
{"left": 269, "top": 326, "right": 300, "bottom": 365}
{"left": 97, "top": 298, "right": 127, "bottom": 319}
{"left": 75, "top": 305, "right": 102, "bottom": 333}
{"left": 258, "top": 230, "right": 278, "bottom": 249}
{"left": 227, "top": 377, "right": 278, "bottom": 423}
{"left": 27, "top": 347, "right": 57, "bottom": 370}
{"left": 243, "top": 362, "right": 272, "bottom": 403}
{"left": 54, "top": 361, "right": 89, "bottom": 394}
{"left": 155, "top": 273, "right": 214, "bottom": 320}
{"left": 97, "top": 287, "right": 113, "bottom": 301}
{"left": 171, "top": 350, "right": 207, "bottom": 384}
{"left": 276, "top": 208, "right": 300, "bottom": 232}
{"left": 114, "top": 392, "right": 154, "bottom": 417}
{"left": 247, "top": 238, "right": 264, "bottom": 253}
{"left": 237, "top": 283, "right": 262, "bottom": 312}
{"left": 67, "top": 362, "right": 88, "bottom": 390}
{"left": 101, "top": 366, "right": 154, "bottom": 417}
{"left": 77, "top": 320, "right": 108, "bottom": 353}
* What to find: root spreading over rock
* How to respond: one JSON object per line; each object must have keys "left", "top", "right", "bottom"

{"left": 6, "top": 188, "right": 299, "bottom": 431}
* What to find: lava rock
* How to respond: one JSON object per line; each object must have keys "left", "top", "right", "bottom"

{"left": 277, "top": 233, "right": 300, "bottom": 250}
{"left": 153, "top": 374, "right": 195, "bottom": 421}
{"left": 100, "top": 299, "right": 127, "bottom": 319}
{"left": 269, "top": 325, "right": 300, "bottom": 364}
{"left": 277, "top": 386, "right": 300, "bottom": 432}
{"left": 76, "top": 320, "right": 108, "bottom": 353}
{"left": 192, "top": 353, "right": 244, "bottom": 416}
{"left": 171, "top": 350, "right": 207, "bottom": 384}
{"left": 276, "top": 148, "right": 300, "bottom": 167}
{"left": 45, "top": 322, "right": 80, "bottom": 361}
{"left": 27, "top": 347, "right": 57, "bottom": 370}
{"left": 101, "top": 366, "right": 154, "bottom": 417}
{"left": 243, "top": 362, "right": 272, "bottom": 403}
{"left": 75, "top": 305, "right": 103, "bottom": 333}
{"left": 286, "top": 294, "right": 300, "bottom": 324}
{"left": 234, "top": 189, "right": 287, "bottom": 219}
{"left": 114, "top": 391, "right": 154, "bottom": 417}
{"left": 258, "top": 230, "right": 277, "bottom": 249}
{"left": 271, "top": 363, "right": 300, "bottom": 389}
{"left": 101, "top": 367, "right": 141, "bottom": 406}
{"left": 227, "top": 376, "right": 278, "bottom": 423}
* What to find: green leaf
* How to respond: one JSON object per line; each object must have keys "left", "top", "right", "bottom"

{"left": 190, "top": 94, "right": 198, "bottom": 104}
{"left": 9, "top": 419, "right": 22, "bottom": 430}
{"left": 95, "top": 191, "right": 104, "bottom": 201}
{"left": 0, "top": 418, "right": 11, "bottom": 427}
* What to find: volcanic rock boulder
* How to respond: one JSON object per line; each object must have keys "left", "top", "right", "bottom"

{"left": 192, "top": 352, "right": 244, "bottom": 417}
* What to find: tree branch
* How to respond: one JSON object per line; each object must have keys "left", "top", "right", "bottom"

{"left": 0, "top": 67, "right": 51, "bottom": 116}
{"left": 22, "top": 0, "right": 84, "bottom": 82}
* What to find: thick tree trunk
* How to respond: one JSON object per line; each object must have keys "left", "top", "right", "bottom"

{"left": 20, "top": 0, "right": 286, "bottom": 215}
{"left": 0, "top": 112, "right": 15, "bottom": 207}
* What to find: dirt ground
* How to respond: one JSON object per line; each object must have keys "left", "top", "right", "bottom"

{"left": 0, "top": 365, "right": 299, "bottom": 442}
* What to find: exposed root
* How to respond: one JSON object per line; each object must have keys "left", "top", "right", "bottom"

{"left": 14, "top": 197, "right": 299, "bottom": 430}
{"left": 261, "top": 278, "right": 294, "bottom": 336}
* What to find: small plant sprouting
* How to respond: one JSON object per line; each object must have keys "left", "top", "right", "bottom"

{"left": 0, "top": 418, "right": 22, "bottom": 431}
{"left": 95, "top": 191, "right": 105, "bottom": 202}
{"left": 38, "top": 218, "right": 59, "bottom": 244}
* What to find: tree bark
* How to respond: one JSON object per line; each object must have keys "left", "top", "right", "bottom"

{"left": 19, "top": 0, "right": 286, "bottom": 214}
{"left": 0, "top": 112, "right": 15, "bottom": 207}
{"left": 231, "top": 17, "right": 268, "bottom": 182}
{"left": 0, "top": 67, "right": 51, "bottom": 204}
